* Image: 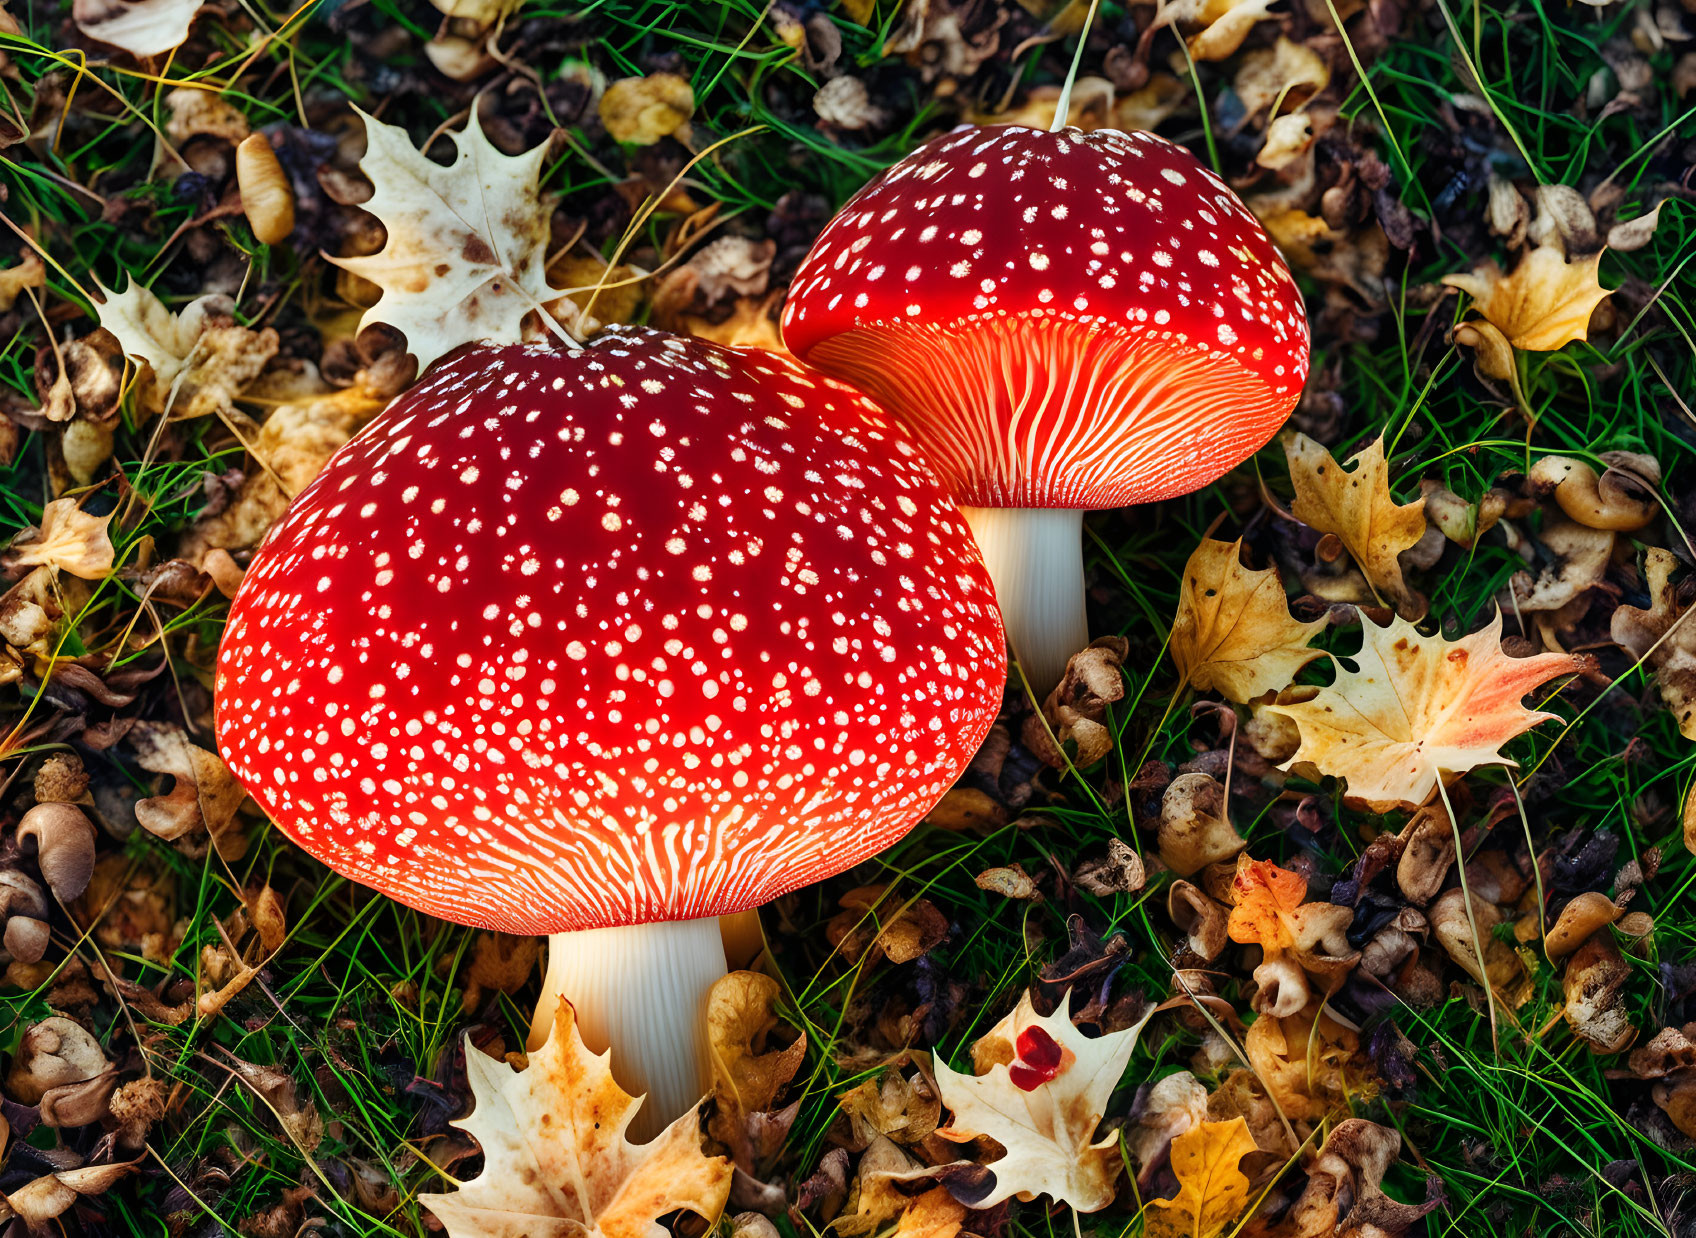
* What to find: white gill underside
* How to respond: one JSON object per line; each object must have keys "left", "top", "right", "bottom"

{"left": 809, "top": 315, "right": 1278, "bottom": 508}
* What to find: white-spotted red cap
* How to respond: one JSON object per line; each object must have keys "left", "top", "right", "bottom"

{"left": 783, "top": 125, "right": 1311, "bottom": 509}
{"left": 215, "top": 331, "right": 1006, "bottom": 935}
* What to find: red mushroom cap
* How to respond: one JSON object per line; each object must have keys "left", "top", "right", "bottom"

{"left": 782, "top": 125, "right": 1310, "bottom": 509}
{"left": 215, "top": 332, "right": 1005, "bottom": 935}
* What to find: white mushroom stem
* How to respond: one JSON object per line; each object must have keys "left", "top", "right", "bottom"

{"left": 960, "top": 506, "right": 1089, "bottom": 698}
{"left": 527, "top": 917, "right": 727, "bottom": 1143}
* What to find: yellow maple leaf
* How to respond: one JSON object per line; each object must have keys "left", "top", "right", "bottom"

{"left": 1266, "top": 612, "right": 1582, "bottom": 811}
{"left": 331, "top": 109, "right": 567, "bottom": 374}
{"left": 421, "top": 999, "right": 731, "bottom": 1238}
{"left": 1283, "top": 433, "right": 1427, "bottom": 618}
{"left": 1141, "top": 1117, "right": 1258, "bottom": 1238}
{"left": 1442, "top": 246, "right": 1611, "bottom": 352}
{"left": 928, "top": 990, "right": 1152, "bottom": 1211}
{"left": 1170, "top": 538, "right": 1327, "bottom": 703}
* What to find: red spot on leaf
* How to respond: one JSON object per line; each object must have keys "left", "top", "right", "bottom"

{"left": 1009, "top": 1025, "right": 1064, "bottom": 1091}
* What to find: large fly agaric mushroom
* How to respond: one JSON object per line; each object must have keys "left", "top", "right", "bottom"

{"left": 784, "top": 124, "right": 1310, "bottom": 692}
{"left": 215, "top": 330, "right": 1005, "bottom": 1137}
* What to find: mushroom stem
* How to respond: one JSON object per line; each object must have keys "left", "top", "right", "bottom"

{"left": 959, "top": 506, "right": 1089, "bottom": 698}
{"left": 527, "top": 917, "right": 727, "bottom": 1142}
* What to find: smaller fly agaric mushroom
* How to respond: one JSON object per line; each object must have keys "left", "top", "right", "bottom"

{"left": 216, "top": 330, "right": 1005, "bottom": 1138}
{"left": 784, "top": 124, "right": 1310, "bottom": 692}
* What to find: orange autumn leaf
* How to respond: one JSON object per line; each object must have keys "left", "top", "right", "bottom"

{"left": 1225, "top": 858, "right": 1356, "bottom": 1018}
{"left": 1267, "top": 612, "right": 1582, "bottom": 812}
{"left": 1141, "top": 1117, "right": 1258, "bottom": 1238}
{"left": 1169, "top": 538, "right": 1328, "bottom": 704}
{"left": 1226, "top": 858, "right": 1308, "bottom": 950}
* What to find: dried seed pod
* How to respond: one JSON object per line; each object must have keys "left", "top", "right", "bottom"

{"left": 16, "top": 803, "right": 98, "bottom": 902}
{"left": 236, "top": 133, "right": 295, "bottom": 245}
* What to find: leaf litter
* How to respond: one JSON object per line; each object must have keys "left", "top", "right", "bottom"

{"left": 0, "top": 0, "right": 1691, "bottom": 1235}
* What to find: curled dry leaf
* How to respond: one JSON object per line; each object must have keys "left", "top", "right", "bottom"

{"left": 1170, "top": 538, "right": 1327, "bottom": 704}
{"left": 1506, "top": 518, "right": 1613, "bottom": 613}
{"left": 706, "top": 971, "right": 806, "bottom": 1164}
{"left": 16, "top": 802, "right": 98, "bottom": 901}
{"left": 331, "top": 109, "right": 566, "bottom": 372}
{"left": 1442, "top": 246, "right": 1611, "bottom": 352}
{"left": 95, "top": 282, "right": 278, "bottom": 420}
{"left": 1140, "top": 1117, "right": 1257, "bottom": 1238}
{"left": 0, "top": 1162, "right": 135, "bottom": 1228}
{"left": 828, "top": 886, "right": 948, "bottom": 966}
{"left": 1284, "top": 433, "right": 1427, "bottom": 618}
{"left": 129, "top": 722, "right": 246, "bottom": 856}
{"left": 1169, "top": 881, "right": 1229, "bottom": 961}
{"left": 1157, "top": 0, "right": 1279, "bottom": 61}
{"left": 1023, "top": 637, "right": 1128, "bottom": 768}
{"left": 8, "top": 500, "right": 114, "bottom": 580}
{"left": 928, "top": 990, "right": 1152, "bottom": 1211}
{"left": 0, "top": 252, "right": 45, "bottom": 312}
{"left": 1421, "top": 481, "right": 1508, "bottom": 549}
{"left": 1074, "top": 838, "right": 1144, "bottom": 897}
{"left": 421, "top": 998, "right": 732, "bottom": 1238}
{"left": 1243, "top": 1002, "right": 1362, "bottom": 1126}
{"left": 1158, "top": 772, "right": 1245, "bottom": 878}
{"left": 837, "top": 1068, "right": 941, "bottom": 1149}
{"left": 975, "top": 864, "right": 1041, "bottom": 902}
{"left": 1611, "top": 547, "right": 1696, "bottom": 740}
{"left": 1430, "top": 888, "right": 1529, "bottom": 1007}
{"left": 1268, "top": 613, "right": 1581, "bottom": 811}
{"left": 1278, "top": 1119, "right": 1439, "bottom": 1238}
{"left": 1234, "top": 38, "right": 1329, "bottom": 118}
{"left": 1226, "top": 857, "right": 1357, "bottom": 1017}
{"left": 1545, "top": 891, "right": 1620, "bottom": 958}
{"left": 1528, "top": 455, "right": 1658, "bottom": 531}
{"left": 72, "top": 0, "right": 203, "bottom": 57}
{"left": 182, "top": 386, "right": 389, "bottom": 558}
{"left": 841, "top": 1139, "right": 963, "bottom": 1238}
{"left": 1563, "top": 934, "right": 1634, "bottom": 1054}
{"left": 600, "top": 74, "right": 695, "bottom": 145}
{"left": 1127, "top": 1070, "right": 1209, "bottom": 1184}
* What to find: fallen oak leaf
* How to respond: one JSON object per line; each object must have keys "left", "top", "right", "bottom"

{"left": 1266, "top": 612, "right": 1582, "bottom": 811}
{"left": 925, "top": 990, "right": 1152, "bottom": 1211}
{"left": 1141, "top": 1117, "right": 1258, "bottom": 1238}
{"left": 1284, "top": 432, "right": 1427, "bottom": 618}
{"left": 1169, "top": 537, "right": 1327, "bottom": 703}
{"left": 330, "top": 108, "right": 567, "bottom": 372}
{"left": 421, "top": 997, "right": 732, "bottom": 1238}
